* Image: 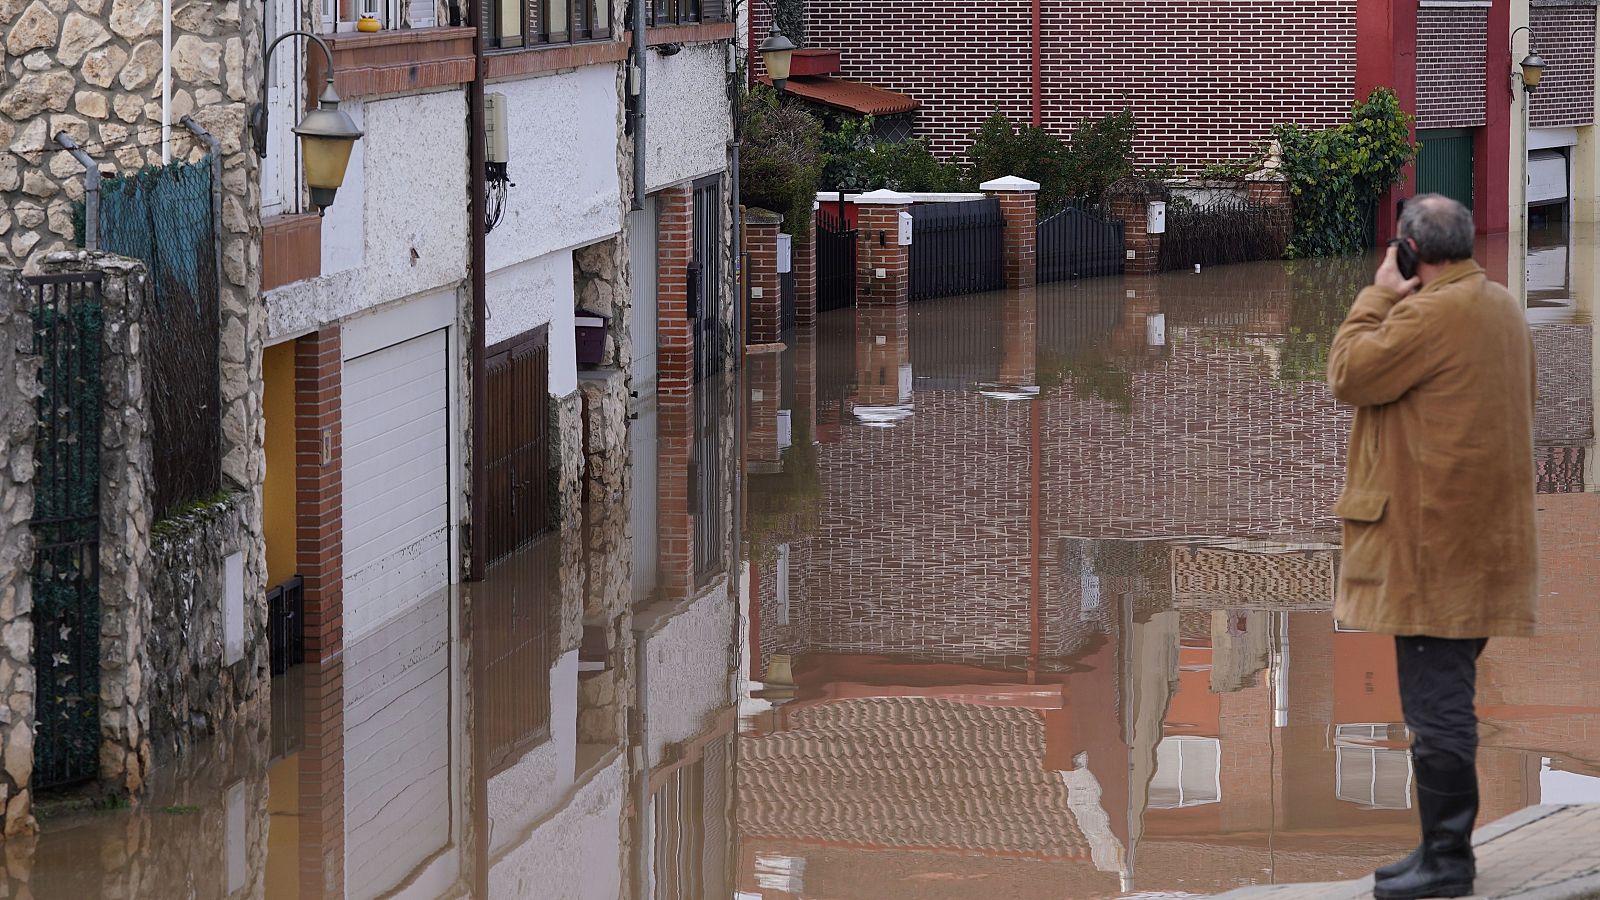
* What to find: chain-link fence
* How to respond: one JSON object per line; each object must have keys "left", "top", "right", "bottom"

{"left": 95, "top": 160, "right": 222, "bottom": 519}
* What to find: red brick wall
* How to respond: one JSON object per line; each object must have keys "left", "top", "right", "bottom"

{"left": 1416, "top": 6, "right": 1488, "bottom": 129}
{"left": 746, "top": 214, "right": 783, "bottom": 345}
{"left": 295, "top": 328, "right": 343, "bottom": 659}
{"left": 1530, "top": 5, "right": 1597, "bottom": 127}
{"left": 657, "top": 185, "right": 695, "bottom": 398}
{"left": 802, "top": 0, "right": 1356, "bottom": 167}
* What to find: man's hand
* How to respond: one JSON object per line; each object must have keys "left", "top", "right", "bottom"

{"left": 1374, "top": 244, "right": 1422, "bottom": 297}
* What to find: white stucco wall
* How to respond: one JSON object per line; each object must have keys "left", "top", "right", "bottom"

{"left": 266, "top": 89, "right": 471, "bottom": 342}
{"left": 642, "top": 581, "right": 734, "bottom": 767}
{"left": 644, "top": 45, "right": 732, "bottom": 192}
{"left": 485, "top": 67, "right": 623, "bottom": 273}
{"left": 486, "top": 251, "right": 578, "bottom": 397}
{"left": 487, "top": 754, "right": 626, "bottom": 900}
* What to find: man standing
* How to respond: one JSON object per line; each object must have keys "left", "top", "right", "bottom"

{"left": 1328, "top": 194, "right": 1538, "bottom": 900}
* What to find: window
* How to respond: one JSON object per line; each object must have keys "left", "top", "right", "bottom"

{"left": 1149, "top": 736, "right": 1222, "bottom": 809}
{"left": 484, "top": 0, "right": 610, "bottom": 49}
{"left": 321, "top": 0, "right": 436, "bottom": 33}
{"left": 642, "top": 0, "right": 725, "bottom": 26}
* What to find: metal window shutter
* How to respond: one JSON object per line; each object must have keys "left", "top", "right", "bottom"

{"left": 342, "top": 329, "right": 451, "bottom": 640}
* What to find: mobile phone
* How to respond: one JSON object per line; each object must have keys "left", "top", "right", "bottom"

{"left": 1388, "top": 238, "right": 1419, "bottom": 280}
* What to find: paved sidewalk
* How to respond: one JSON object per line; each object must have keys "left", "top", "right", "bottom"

{"left": 1216, "top": 805, "right": 1600, "bottom": 900}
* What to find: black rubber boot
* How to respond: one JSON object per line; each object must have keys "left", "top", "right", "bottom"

{"left": 1374, "top": 760, "right": 1478, "bottom": 900}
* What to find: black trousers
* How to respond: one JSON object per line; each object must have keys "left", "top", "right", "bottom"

{"left": 1395, "top": 636, "right": 1489, "bottom": 773}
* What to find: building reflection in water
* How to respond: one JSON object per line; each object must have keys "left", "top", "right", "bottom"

{"left": 738, "top": 255, "right": 1598, "bottom": 898}
{"left": 1, "top": 248, "right": 1593, "bottom": 898}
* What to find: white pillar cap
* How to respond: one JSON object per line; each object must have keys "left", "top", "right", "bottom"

{"left": 853, "top": 189, "right": 914, "bottom": 205}
{"left": 980, "top": 176, "right": 1042, "bottom": 192}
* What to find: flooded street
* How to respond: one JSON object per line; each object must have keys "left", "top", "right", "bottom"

{"left": 5, "top": 250, "right": 1597, "bottom": 899}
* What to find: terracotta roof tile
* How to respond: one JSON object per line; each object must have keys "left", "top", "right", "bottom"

{"left": 761, "top": 75, "right": 922, "bottom": 116}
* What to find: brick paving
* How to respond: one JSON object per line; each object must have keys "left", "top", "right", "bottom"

{"left": 1216, "top": 804, "right": 1600, "bottom": 900}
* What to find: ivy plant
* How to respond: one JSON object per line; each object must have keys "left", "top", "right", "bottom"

{"left": 1274, "top": 88, "right": 1417, "bottom": 258}
{"left": 739, "top": 86, "right": 824, "bottom": 237}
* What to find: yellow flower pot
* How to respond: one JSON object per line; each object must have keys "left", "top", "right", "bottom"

{"left": 356, "top": 14, "right": 380, "bottom": 32}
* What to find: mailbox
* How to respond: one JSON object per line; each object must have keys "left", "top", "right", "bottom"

{"left": 897, "top": 210, "right": 913, "bottom": 246}
{"left": 777, "top": 233, "right": 792, "bottom": 274}
{"left": 1147, "top": 200, "right": 1167, "bottom": 234}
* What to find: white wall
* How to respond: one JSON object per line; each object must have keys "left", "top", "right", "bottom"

{"left": 488, "top": 755, "right": 627, "bottom": 900}
{"left": 644, "top": 44, "right": 732, "bottom": 192}
{"left": 486, "top": 251, "right": 578, "bottom": 397}
{"left": 266, "top": 89, "right": 470, "bottom": 342}
{"left": 486, "top": 67, "right": 622, "bottom": 273}
{"left": 487, "top": 650, "right": 580, "bottom": 855}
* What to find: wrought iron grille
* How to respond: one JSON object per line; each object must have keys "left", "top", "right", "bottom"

{"left": 97, "top": 160, "right": 222, "bottom": 521}
{"left": 908, "top": 199, "right": 1006, "bottom": 301}
{"left": 815, "top": 201, "right": 857, "bottom": 312}
{"left": 692, "top": 380, "right": 725, "bottom": 587}
{"left": 267, "top": 575, "right": 305, "bottom": 676}
{"left": 1159, "top": 200, "right": 1286, "bottom": 271}
{"left": 692, "top": 176, "right": 724, "bottom": 383}
{"left": 1036, "top": 202, "right": 1125, "bottom": 283}
{"left": 484, "top": 327, "right": 553, "bottom": 566}
{"left": 26, "top": 272, "right": 105, "bottom": 792}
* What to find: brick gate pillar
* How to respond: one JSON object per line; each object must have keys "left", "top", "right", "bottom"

{"left": 1110, "top": 192, "right": 1162, "bottom": 275}
{"left": 853, "top": 190, "right": 913, "bottom": 306}
{"left": 792, "top": 206, "right": 818, "bottom": 328}
{"left": 656, "top": 184, "right": 695, "bottom": 400}
{"left": 983, "top": 176, "right": 1040, "bottom": 289}
{"left": 295, "top": 327, "right": 343, "bottom": 661}
{"left": 744, "top": 208, "right": 783, "bottom": 346}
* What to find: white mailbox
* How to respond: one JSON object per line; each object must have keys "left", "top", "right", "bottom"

{"left": 1147, "top": 200, "right": 1167, "bottom": 235}
{"left": 897, "top": 210, "right": 914, "bottom": 246}
{"left": 777, "top": 232, "right": 792, "bottom": 274}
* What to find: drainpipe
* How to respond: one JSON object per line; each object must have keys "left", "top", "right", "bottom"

{"left": 179, "top": 116, "right": 225, "bottom": 299}
{"left": 631, "top": 0, "right": 648, "bottom": 211}
{"left": 469, "top": 10, "right": 489, "bottom": 578}
{"left": 55, "top": 133, "right": 99, "bottom": 251}
{"left": 1029, "top": 0, "right": 1041, "bottom": 126}
{"left": 629, "top": 624, "right": 651, "bottom": 899}
{"left": 162, "top": 0, "right": 173, "bottom": 162}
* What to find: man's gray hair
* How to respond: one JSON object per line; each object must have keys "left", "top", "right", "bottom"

{"left": 1398, "top": 193, "right": 1474, "bottom": 264}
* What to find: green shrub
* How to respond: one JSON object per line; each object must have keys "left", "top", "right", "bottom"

{"left": 1275, "top": 88, "right": 1416, "bottom": 257}
{"left": 966, "top": 112, "right": 1069, "bottom": 208}
{"left": 1061, "top": 109, "right": 1135, "bottom": 202}
{"left": 819, "top": 116, "right": 962, "bottom": 193}
{"left": 740, "top": 86, "right": 823, "bottom": 236}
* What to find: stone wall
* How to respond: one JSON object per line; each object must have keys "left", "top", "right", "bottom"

{"left": 0, "top": 268, "right": 38, "bottom": 836}
{"left": 146, "top": 495, "right": 269, "bottom": 762}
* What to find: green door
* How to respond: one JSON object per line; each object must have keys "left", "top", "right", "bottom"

{"left": 1416, "top": 128, "right": 1475, "bottom": 210}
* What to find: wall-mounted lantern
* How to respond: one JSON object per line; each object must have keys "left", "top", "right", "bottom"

{"left": 759, "top": 30, "right": 797, "bottom": 93}
{"left": 250, "top": 31, "right": 364, "bottom": 215}
{"left": 1511, "top": 26, "right": 1546, "bottom": 93}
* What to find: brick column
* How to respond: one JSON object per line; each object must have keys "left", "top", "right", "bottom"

{"left": 983, "top": 176, "right": 1040, "bottom": 289}
{"left": 657, "top": 185, "right": 695, "bottom": 399}
{"left": 1246, "top": 177, "right": 1293, "bottom": 255}
{"left": 792, "top": 213, "right": 818, "bottom": 328}
{"left": 295, "top": 328, "right": 343, "bottom": 661}
{"left": 1110, "top": 192, "right": 1161, "bottom": 275}
{"left": 853, "top": 190, "right": 912, "bottom": 306}
{"left": 745, "top": 208, "right": 783, "bottom": 346}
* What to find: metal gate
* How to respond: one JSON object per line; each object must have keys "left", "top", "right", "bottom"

{"left": 483, "top": 326, "right": 552, "bottom": 567}
{"left": 816, "top": 199, "right": 857, "bottom": 312}
{"left": 1416, "top": 128, "right": 1475, "bottom": 210}
{"left": 27, "top": 272, "right": 105, "bottom": 791}
{"left": 909, "top": 199, "right": 1005, "bottom": 301}
{"left": 1037, "top": 203, "right": 1124, "bottom": 283}
{"left": 691, "top": 176, "right": 724, "bottom": 384}
{"left": 692, "top": 382, "right": 724, "bottom": 586}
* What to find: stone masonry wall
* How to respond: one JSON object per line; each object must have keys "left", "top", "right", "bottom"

{"left": 0, "top": 268, "right": 39, "bottom": 836}
{"left": 4, "top": 0, "right": 270, "bottom": 768}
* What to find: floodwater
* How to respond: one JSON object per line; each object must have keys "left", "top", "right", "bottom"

{"left": 5, "top": 242, "right": 1599, "bottom": 899}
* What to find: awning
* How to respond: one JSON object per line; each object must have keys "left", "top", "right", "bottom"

{"left": 760, "top": 75, "right": 920, "bottom": 116}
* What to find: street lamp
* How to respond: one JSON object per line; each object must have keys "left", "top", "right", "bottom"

{"left": 1511, "top": 26, "right": 1543, "bottom": 302}
{"left": 759, "top": 30, "right": 797, "bottom": 93}
{"left": 250, "top": 31, "right": 364, "bottom": 215}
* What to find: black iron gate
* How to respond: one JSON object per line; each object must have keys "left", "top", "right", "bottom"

{"left": 27, "top": 272, "right": 105, "bottom": 792}
{"left": 816, "top": 198, "right": 857, "bottom": 312}
{"left": 1036, "top": 203, "right": 1125, "bottom": 283}
{"left": 909, "top": 199, "right": 1005, "bottom": 301}
{"left": 691, "top": 175, "right": 724, "bottom": 384}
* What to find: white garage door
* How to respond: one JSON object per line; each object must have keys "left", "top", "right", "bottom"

{"left": 343, "top": 329, "right": 450, "bottom": 639}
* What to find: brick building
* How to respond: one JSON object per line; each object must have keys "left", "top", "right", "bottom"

{"left": 745, "top": 0, "right": 1600, "bottom": 239}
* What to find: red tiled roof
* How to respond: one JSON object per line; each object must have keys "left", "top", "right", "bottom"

{"left": 760, "top": 75, "right": 921, "bottom": 116}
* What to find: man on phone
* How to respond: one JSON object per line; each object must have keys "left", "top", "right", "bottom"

{"left": 1328, "top": 194, "right": 1538, "bottom": 900}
